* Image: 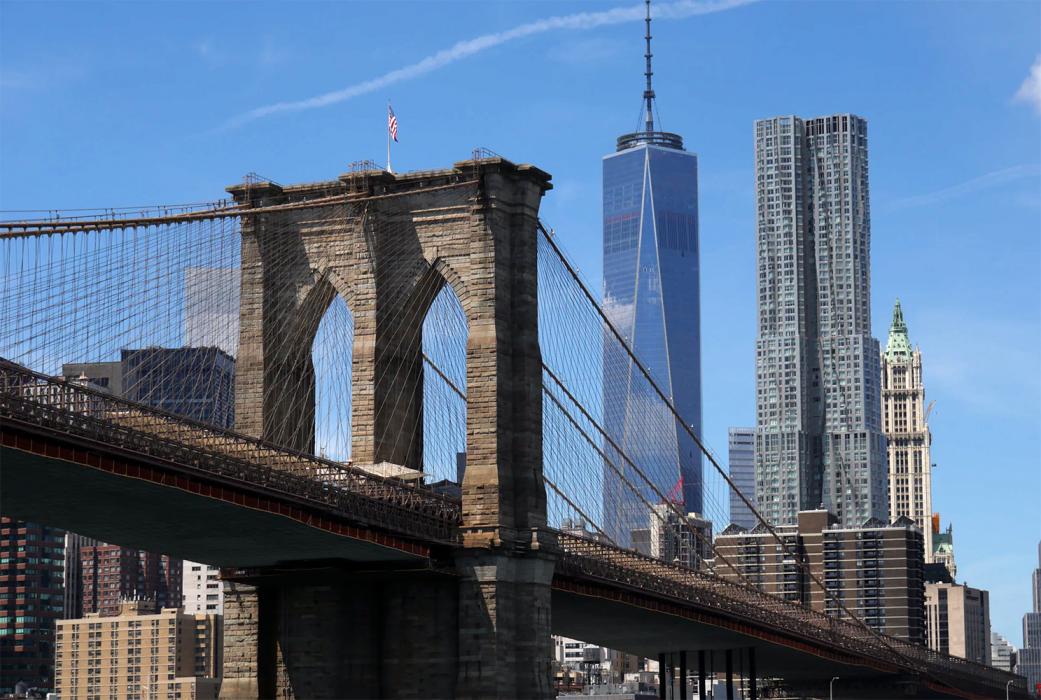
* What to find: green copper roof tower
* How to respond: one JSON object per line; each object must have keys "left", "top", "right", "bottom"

{"left": 885, "top": 298, "right": 912, "bottom": 360}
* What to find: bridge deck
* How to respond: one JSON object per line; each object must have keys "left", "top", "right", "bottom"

{"left": 555, "top": 533, "right": 1025, "bottom": 699}
{"left": 0, "top": 360, "right": 1027, "bottom": 699}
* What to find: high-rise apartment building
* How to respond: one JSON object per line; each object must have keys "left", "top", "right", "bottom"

{"left": 1020, "top": 541, "right": 1041, "bottom": 694}
{"left": 182, "top": 562, "right": 223, "bottom": 615}
{"left": 0, "top": 518, "right": 65, "bottom": 694}
{"left": 602, "top": 3, "right": 702, "bottom": 547}
{"left": 727, "top": 427, "right": 757, "bottom": 529}
{"left": 81, "top": 545, "right": 182, "bottom": 617}
{"left": 925, "top": 582, "right": 991, "bottom": 665}
{"left": 991, "top": 631, "right": 1016, "bottom": 672}
{"left": 62, "top": 348, "right": 234, "bottom": 430}
{"left": 1021, "top": 647, "right": 1041, "bottom": 696}
{"left": 1034, "top": 540, "right": 1041, "bottom": 617}
{"left": 715, "top": 510, "right": 925, "bottom": 642}
{"left": 632, "top": 504, "right": 712, "bottom": 569}
{"left": 754, "top": 114, "right": 887, "bottom": 528}
{"left": 54, "top": 600, "right": 221, "bottom": 700}
{"left": 881, "top": 299, "right": 934, "bottom": 560}
{"left": 122, "top": 346, "right": 235, "bottom": 429}
{"left": 58, "top": 348, "right": 231, "bottom": 620}
{"left": 63, "top": 532, "right": 99, "bottom": 619}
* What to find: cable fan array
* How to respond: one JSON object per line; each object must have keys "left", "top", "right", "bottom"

{"left": 0, "top": 201, "right": 729, "bottom": 555}
{"left": 0, "top": 187, "right": 1001, "bottom": 692}
{"left": 537, "top": 225, "right": 734, "bottom": 565}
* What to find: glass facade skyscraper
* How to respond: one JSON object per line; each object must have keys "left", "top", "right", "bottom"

{"left": 602, "top": 131, "right": 703, "bottom": 547}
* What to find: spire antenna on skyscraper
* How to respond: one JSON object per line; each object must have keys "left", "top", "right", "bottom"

{"left": 616, "top": 0, "right": 681, "bottom": 151}
{"left": 643, "top": 0, "right": 655, "bottom": 133}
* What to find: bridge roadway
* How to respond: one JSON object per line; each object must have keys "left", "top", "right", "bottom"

{"left": 0, "top": 362, "right": 1027, "bottom": 699}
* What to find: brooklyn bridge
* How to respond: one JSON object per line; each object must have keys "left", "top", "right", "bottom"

{"left": 0, "top": 155, "right": 1026, "bottom": 699}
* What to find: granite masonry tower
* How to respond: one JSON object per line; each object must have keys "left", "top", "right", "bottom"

{"left": 220, "top": 158, "right": 555, "bottom": 699}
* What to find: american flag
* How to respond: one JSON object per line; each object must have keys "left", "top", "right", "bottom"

{"left": 387, "top": 105, "right": 398, "bottom": 142}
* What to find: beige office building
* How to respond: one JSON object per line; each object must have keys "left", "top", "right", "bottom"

{"left": 881, "top": 299, "right": 934, "bottom": 561}
{"left": 925, "top": 582, "right": 991, "bottom": 665}
{"left": 54, "top": 600, "right": 221, "bottom": 700}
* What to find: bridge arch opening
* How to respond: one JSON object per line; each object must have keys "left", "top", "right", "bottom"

{"left": 311, "top": 293, "right": 354, "bottom": 462}
{"left": 254, "top": 269, "right": 358, "bottom": 458}
{"left": 418, "top": 278, "right": 468, "bottom": 486}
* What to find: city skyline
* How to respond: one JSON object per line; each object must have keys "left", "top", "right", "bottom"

{"left": 1, "top": 0, "right": 1038, "bottom": 650}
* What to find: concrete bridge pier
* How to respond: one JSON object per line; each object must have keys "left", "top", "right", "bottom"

{"left": 218, "top": 572, "right": 464, "bottom": 699}
{"left": 454, "top": 547, "right": 556, "bottom": 699}
{"left": 216, "top": 551, "right": 556, "bottom": 699}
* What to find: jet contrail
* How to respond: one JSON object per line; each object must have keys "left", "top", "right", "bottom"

{"left": 882, "top": 164, "right": 1041, "bottom": 212}
{"left": 223, "top": 0, "right": 756, "bottom": 129}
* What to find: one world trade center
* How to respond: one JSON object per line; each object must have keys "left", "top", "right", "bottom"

{"left": 602, "top": 0, "right": 703, "bottom": 548}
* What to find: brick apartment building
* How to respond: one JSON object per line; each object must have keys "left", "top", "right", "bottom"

{"left": 0, "top": 518, "right": 65, "bottom": 694}
{"left": 81, "top": 544, "right": 181, "bottom": 617}
{"left": 715, "top": 510, "right": 925, "bottom": 642}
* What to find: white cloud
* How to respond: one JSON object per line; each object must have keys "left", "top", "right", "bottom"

{"left": 882, "top": 163, "right": 1041, "bottom": 212}
{"left": 1014, "top": 54, "right": 1041, "bottom": 116}
{"left": 221, "top": 0, "right": 756, "bottom": 130}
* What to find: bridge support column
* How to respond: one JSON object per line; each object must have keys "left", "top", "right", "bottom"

{"left": 219, "top": 580, "right": 277, "bottom": 699}
{"left": 747, "top": 648, "right": 757, "bottom": 700}
{"left": 220, "top": 572, "right": 462, "bottom": 699}
{"left": 697, "top": 651, "right": 706, "bottom": 700}
{"left": 454, "top": 549, "right": 555, "bottom": 700}
{"left": 725, "top": 649, "right": 734, "bottom": 700}
{"left": 679, "top": 651, "right": 687, "bottom": 700}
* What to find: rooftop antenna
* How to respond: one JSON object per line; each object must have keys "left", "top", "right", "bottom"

{"left": 643, "top": 0, "right": 655, "bottom": 133}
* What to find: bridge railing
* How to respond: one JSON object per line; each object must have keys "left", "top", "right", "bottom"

{"left": 0, "top": 359, "right": 462, "bottom": 544}
{"left": 554, "top": 531, "right": 1025, "bottom": 695}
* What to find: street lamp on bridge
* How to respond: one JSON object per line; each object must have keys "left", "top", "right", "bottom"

{"left": 830, "top": 676, "right": 840, "bottom": 700}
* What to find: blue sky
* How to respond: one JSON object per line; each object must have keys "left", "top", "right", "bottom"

{"left": 2, "top": 0, "right": 1039, "bottom": 646}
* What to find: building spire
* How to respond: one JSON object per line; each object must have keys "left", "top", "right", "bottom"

{"left": 615, "top": 0, "right": 683, "bottom": 151}
{"left": 891, "top": 298, "right": 906, "bottom": 333}
{"left": 885, "top": 297, "right": 912, "bottom": 359}
{"left": 643, "top": 0, "right": 655, "bottom": 133}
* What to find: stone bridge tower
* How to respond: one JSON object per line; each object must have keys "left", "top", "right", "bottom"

{"left": 220, "top": 157, "right": 555, "bottom": 699}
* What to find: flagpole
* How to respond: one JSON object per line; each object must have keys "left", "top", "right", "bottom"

{"left": 386, "top": 101, "right": 392, "bottom": 173}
